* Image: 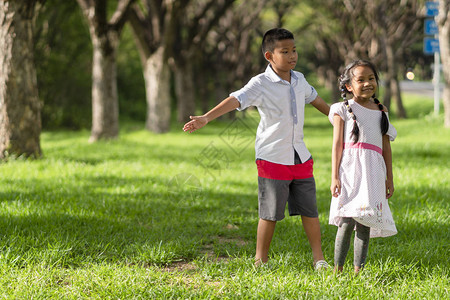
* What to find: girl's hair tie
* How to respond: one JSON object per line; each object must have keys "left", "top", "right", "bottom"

{"left": 373, "top": 97, "right": 384, "bottom": 111}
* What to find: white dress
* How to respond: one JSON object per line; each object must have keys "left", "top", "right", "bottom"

{"left": 329, "top": 100, "right": 397, "bottom": 238}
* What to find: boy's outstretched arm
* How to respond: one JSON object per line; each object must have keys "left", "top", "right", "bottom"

{"left": 183, "top": 96, "right": 240, "bottom": 133}
{"left": 310, "top": 96, "right": 330, "bottom": 116}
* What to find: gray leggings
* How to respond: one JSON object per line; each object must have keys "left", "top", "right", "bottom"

{"left": 334, "top": 217, "right": 370, "bottom": 268}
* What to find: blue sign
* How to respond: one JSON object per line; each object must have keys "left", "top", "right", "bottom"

{"left": 425, "top": 19, "right": 438, "bottom": 35}
{"left": 425, "top": 1, "right": 439, "bottom": 16}
{"left": 424, "top": 37, "right": 440, "bottom": 55}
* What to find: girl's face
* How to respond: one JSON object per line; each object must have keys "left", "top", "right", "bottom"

{"left": 346, "top": 66, "right": 377, "bottom": 100}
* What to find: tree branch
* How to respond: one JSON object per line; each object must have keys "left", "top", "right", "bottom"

{"left": 76, "top": 0, "right": 91, "bottom": 13}
{"left": 186, "top": 0, "right": 216, "bottom": 43}
{"left": 110, "top": 0, "right": 135, "bottom": 31}
{"left": 128, "top": 3, "right": 154, "bottom": 59}
{"left": 193, "top": 0, "right": 235, "bottom": 45}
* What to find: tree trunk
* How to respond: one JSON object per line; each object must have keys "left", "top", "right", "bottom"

{"left": 77, "top": 0, "right": 133, "bottom": 141}
{"left": 438, "top": 0, "right": 450, "bottom": 127}
{"left": 89, "top": 34, "right": 119, "bottom": 142}
{"left": 175, "top": 61, "right": 196, "bottom": 123}
{"left": 214, "top": 75, "right": 230, "bottom": 120}
{"left": 144, "top": 47, "right": 171, "bottom": 133}
{"left": 391, "top": 77, "right": 407, "bottom": 118}
{"left": 197, "top": 65, "right": 211, "bottom": 113}
{"left": 444, "top": 83, "right": 450, "bottom": 127}
{"left": 326, "top": 69, "right": 340, "bottom": 102}
{"left": 0, "top": 0, "right": 42, "bottom": 159}
{"left": 383, "top": 79, "right": 392, "bottom": 111}
{"left": 384, "top": 43, "right": 397, "bottom": 113}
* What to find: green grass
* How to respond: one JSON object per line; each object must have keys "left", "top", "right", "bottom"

{"left": 0, "top": 95, "right": 449, "bottom": 298}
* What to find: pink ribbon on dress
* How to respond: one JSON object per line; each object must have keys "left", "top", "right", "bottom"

{"left": 344, "top": 142, "right": 382, "bottom": 154}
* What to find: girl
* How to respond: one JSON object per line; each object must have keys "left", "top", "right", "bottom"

{"left": 329, "top": 60, "right": 397, "bottom": 274}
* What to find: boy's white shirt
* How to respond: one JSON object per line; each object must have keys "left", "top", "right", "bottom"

{"left": 230, "top": 64, "right": 318, "bottom": 165}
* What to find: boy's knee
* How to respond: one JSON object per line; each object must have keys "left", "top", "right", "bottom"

{"left": 259, "top": 218, "right": 277, "bottom": 224}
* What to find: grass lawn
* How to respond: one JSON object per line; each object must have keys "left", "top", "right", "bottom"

{"left": 0, "top": 94, "right": 448, "bottom": 298}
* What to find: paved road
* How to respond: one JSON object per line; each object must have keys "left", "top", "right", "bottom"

{"left": 399, "top": 80, "right": 444, "bottom": 98}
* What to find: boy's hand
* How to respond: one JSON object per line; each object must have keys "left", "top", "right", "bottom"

{"left": 183, "top": 115, "right": 208, "bottom": 133}
{"left": 330, "top": 178, "right": 341, "bottom": 198}
{"left": 386, "top": 179, "right": 394, "bottom": 199}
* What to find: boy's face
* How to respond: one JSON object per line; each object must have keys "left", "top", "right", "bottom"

{"left": 265, "top": 39, "right": 297, "bottom": 74}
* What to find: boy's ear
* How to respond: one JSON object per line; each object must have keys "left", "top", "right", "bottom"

{"left": 264, "top": 51, "right": 272, "bottom": 62}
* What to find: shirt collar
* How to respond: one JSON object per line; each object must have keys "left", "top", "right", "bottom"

{"left": 265, "top": 64, "right": 298, "bottom": 84}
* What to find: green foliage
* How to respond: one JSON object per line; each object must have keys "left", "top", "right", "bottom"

{"left": 33, "top": 1, "right": 435, "bottom": 132}
{"left": 35, "top": 1, "right": 145, "bottom": 129}
{"left": 35, "top": 0, "right": 92, "bottom": 129}
{"left": 117, "top": 24, "right": 146, "bottom": 123}
{"left": 0, "top": 95, "right": 448, "bottom": 297}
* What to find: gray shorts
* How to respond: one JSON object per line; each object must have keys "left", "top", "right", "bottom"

{"left": 258, "top": 176, "right": 318, "bottom": 221}
{"left": 256, "top": 154, "right": 318, "bottom": 221}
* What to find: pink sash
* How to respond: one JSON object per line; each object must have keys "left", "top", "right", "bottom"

{"left": 344, "top": 142, "right": 382, "bottom": 154}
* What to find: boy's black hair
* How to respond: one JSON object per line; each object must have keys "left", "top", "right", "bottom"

{"left": 339, "top": 60, "right": 389, "bottom": 143}
{"left": 261, "top": 28, "right": 294, "bottom": 55}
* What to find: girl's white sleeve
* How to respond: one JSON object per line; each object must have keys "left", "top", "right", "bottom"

{"left": 386, "top": 112, "right": 397, "bottom": 141}
{"left": 328, "top": 102, "right": 347, "bottom": 125}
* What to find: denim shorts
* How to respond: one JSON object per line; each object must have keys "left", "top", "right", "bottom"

{"left": 256, "top": 154, "right": 318, "bottom": 221}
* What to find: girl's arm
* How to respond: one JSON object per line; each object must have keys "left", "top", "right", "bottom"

{"left": 330, "top": 115, "right": 344, "bottom": 197}
{"left": 183, "top": 96, "right": 240, "bottom": 133}
{"left": 382, "top": 134, "right": 394, "bottom": 199}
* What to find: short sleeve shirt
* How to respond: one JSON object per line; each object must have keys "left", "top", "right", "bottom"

{"left": 230, "top": 64, "right": 318, "bottom": 165}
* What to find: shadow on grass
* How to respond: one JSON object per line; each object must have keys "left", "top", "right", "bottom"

{"left": 1, "top": 156, "right": 447, "bottom": 272}
{"left": 379, "top": 219, "right": 449, "bottom": 268}
{"left": 363, "top": 183, "right": 449, "bottom": 270}
{"left": 0, "top": 175, "right": 258, "bottom": 268}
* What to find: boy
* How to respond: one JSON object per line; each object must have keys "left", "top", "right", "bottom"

{"left": 183, "top": 28, "right": 330, "bottom": 269}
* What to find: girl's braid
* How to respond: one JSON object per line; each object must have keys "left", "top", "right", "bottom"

{"left": 373, "top": 96, "right": 389, "bottom": 136}
{"left": 339, "top": 74, "right": 360, "bottom": 143}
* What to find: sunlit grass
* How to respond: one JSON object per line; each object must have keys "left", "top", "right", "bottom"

{"left": 0, "top": 94, "right": 448, "bottom": 298}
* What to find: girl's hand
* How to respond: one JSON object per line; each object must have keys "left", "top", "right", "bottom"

{"left": 183, "top": 116, "right": 208, "bottom": 133}
{"left": 330, "top": 178, "right": 341, "bottom": 198}
{"left": 386, "top": 179, "right": 394, "bottom": 199}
